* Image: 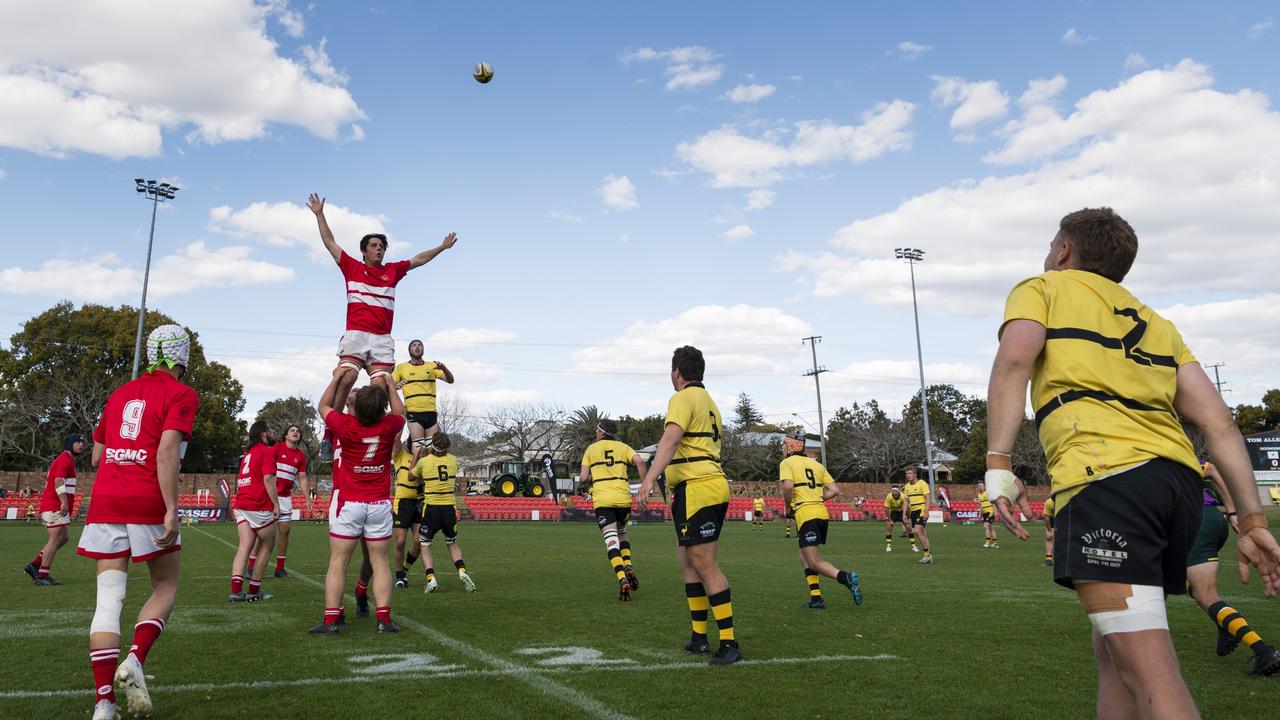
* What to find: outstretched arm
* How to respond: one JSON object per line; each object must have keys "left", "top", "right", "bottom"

{"left": 986, "top": 319, "right": 1045, "bottom": 540}
{"left": 407, "top": 233, "right": 458, "bottom": 270}
{"left": 318, "top": 368, "right": 343, "bottom": 419}
{"left": 308, "top": 193, "right": 343, "bottom": 265}
{"left": 435, "top": 362, "right": 455, "bottom": 384}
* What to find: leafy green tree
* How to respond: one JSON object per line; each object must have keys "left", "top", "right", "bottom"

{"left": 733, "top": 392, "right": 765, "bottom": 430}
{"left": 1234, "top": 390, "right": 1280, "bottom": 434}
{"left": 255, "top": 395, "right": 321, "bottom": 474}
{"left": 615, "top": 414, "right": 665, "bottom": 451}
{"left": 0, "top": 302, "right": 246, "bottom": 471}
{"left": 563, "top": 405, "right": 604, "bottom": 463}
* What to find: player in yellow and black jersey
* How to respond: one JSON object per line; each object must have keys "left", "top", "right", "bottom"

{"left": 779, "top": 433, "right": 862, "bottom": 609}
{"left": 410, "top": 432, "right": 474, "bottom": 593}
{"left": 638, "top": 346, "right": 740, "bottom": 666}
{"left": 580, "top": 419, "right": 648, "bottom": 601}
{"left": 392, "top": 442, "right": 423, "bottom": 588}
{"left": 882, "top": 486, "right": 905, "bottom": 552}
{"left": 392, "top": 339, "right": 454, "bottom": 455}
{"left": 903, "top": 468, "right": 932, "bottom": 563}
{"left": 751, "top": 491, "right": 766, "bottom": 531}
{"left": 977, "top": 483, "right": 999, "bottom": 549}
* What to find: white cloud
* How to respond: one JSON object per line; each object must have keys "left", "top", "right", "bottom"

{"left": 547, "top": 210, "right": 584, "bottom": 224}
{"left": 264, "top": 0, "right": 305, "bottom": 38}
{"left": 425, "top": 327, "right": 518, "bottom": 348}
{"left": 652, "top": 166, "right": 691, "bottom": 184}
{"left": 722, "top": 224, "right": 754, "bottom": 241}
{"left": 348, "top": 124, "right": 364, "bottom": 141}
{"left": 0, "top": 242, "right": 293, "bottom": 302}
{"left": 744, "top": 189, "right": 776, "bottom": 211}
{"left": 1018, "top": 75, "right": 1067, "bottom": 108}
{"left": 1125, "top": 53, "right": 1149, "bottom": 70}
{"left": 208, "top": 199, "right": 391, "bottom": 263}
{"left": 724, "top": 83, "right": 775, "bottom": 103}
{"left": 1061, "top": 27, "right": 1095, "bottom": 45}
{"left": 0, "top": 1, "right": 364, "bottom": 159}
{"left": 1249, "top": 17, "right": 1274, "bottom": 39}
{"left": 931, "top": 76, "right": 1010, "bottom": 136}
{"left": 619, "top": 45, "right": 723, "bottom": 91}
{"left": 1160, "top": 295, "right": 1280, "bottom": 398}
{"left": 458, "top": 388, "right": 544, "bottom": 409}
{"left": 895, "top": 41, "right": 933, "bottom": 60}
{"left": 571, "top": 304, "right": 812, "bottom": 378}
{"left": 301, "top": 38, "right": 347, "bottom": 86}
{"left": 822, "top": 360, "right": 990, "bottom": 408}
{"left": 220, "top": 345, "right": 333, "bottom": 398}
{"left": 781, "top": 60, "right": 1280, "bottom": 317}
{"left": 676, "top": 99, "right": 915, "bottom": 187}
{"left": 595, "top": 174, "right": 638, "bottom": 211}
{"left": 786, "top": 75, "right": 803, "bottom": 82}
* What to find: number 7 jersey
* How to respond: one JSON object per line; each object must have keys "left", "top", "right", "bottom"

{"left": 323, "top": 410, "right": 406, "bottom": 502}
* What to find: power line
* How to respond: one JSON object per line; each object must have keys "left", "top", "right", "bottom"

{"left": 1206, "top": 362, "right": 1230, "bottom": 395}
{"left": 802, "top": 335, "right": 829, "bottom": 467}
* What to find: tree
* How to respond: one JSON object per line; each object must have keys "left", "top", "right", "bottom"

{"left": 615, "top": 414, "right": 664, "bottom": 451}
{"left": 1234, "top": 389, "right": 1280, "bottom": 435}
{"left": 732, "top": 392, "right": 765, "bottom": 430}
{"left": 824, "top": 400, "right": 917, "bottom": 484}
{"left": 901, "top": 384, "right": 985, "bottom": 457}
{"left": 255, "top": 395, "right": 321, "bottom": 474}
{"left": 721, "top": 428, "right": 779, "bottom": 487}
{"left": 0, "top": 302, "right": 246, "bottom": 471}
{"left": 563, "top": 405, "right": 604, "bottom": 463}
{"left": 482, "top": 404, "right": 570, "bottom": 464}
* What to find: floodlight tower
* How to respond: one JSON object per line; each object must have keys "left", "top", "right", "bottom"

{"left": 895, "top": 247, "right": 937, "bottom": 499}
{"left": 131, "top": 179, "right": 179, "bottom": 379}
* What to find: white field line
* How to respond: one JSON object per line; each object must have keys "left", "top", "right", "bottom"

{"left": 0, "top": 655, "right": 901, "bottom": 700}
{"left": 189, "top": 526, "right": 633, "bottom": 720}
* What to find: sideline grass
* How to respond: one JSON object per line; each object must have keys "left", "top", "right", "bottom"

{"left": 2, "top": 516, "right": 1277, "bottom": 719}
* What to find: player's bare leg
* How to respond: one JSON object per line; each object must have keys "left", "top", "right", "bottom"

{"left": 274, "top": 520, "right": 292, "bottom": 577}
{"left": 1188, "top": 562, "right": 1280, "bottom": 675}
{"left": 419, "top": 538, "right": 438, "bottom": 593}
{"left": 229, "top": 521, "right": 257, "bottom": 601}
{"left": 364, "top": 538, "right": 398, "bottom": 632}
{"left": 1093, "top": 627, "right": 1199, "bottom": 720}
{"left": 601, "top": 520, "right": 631, "bottom": 600}
{"left": 883, "top": 519, "right": 894, "bottom": 552}
{"left": 800, "top": 545, "right": 861, "bottom": 607}
{"left": 312, "top": 537, "right": 358, "bottom": 634}
{"left": 353, "top": 540, "right": 373, "bottom": 617}
{"left": 913, "top": 522, "right": 932, "bottom": 563}
{"left": 679, "top": 542, "right": 738, "bottom": 664}
{"left": 445, "top": 535, "right": 474, "bottom": 592}
{"left": 245, "top": 524, "right": 277, "bottom": 600}
{"left": 90, "top": 557, "right": 129, "bottom": 719}
{"left": 35, "top": 524, "right": 70, "bottom": 584}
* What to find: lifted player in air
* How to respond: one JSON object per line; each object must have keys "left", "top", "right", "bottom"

{"left": 78, "top": 325, "right": 199, "bottom": 720}
{"left": 904, "top": 467, "right": 933, "bottom": 563}
{"left": 978, "top": 482, "right": 999, "bottom": 549}
{"left": 307, "top": 193, "right": 456, "bottom": 461}
{"left": 579, "top": 419, "right": 648, "bottom": 601}
{"left": 392, "top": 436, "right": 423, "bottom": 588}
{"left": 882, "top": 485, "right": 904, "bottom": 553}
{"left": 411, "top": 432, "right": 474, "bottom": 593}
{"left": 311, "top": 371, "right": 407, "bottom": 634}
{"left": 779, "top": 432, "right": 863, "bottom": 609}
{"left": 639, "top": 346, "right": 740, "bottom": 666}
{"left": 26, "top": 432, "right": 85, "bottom": 585}
{"left": 1187, "top": 461, "right": 1280, "bottom": 676}
{"left": 393, "top": 339, "right": 454, "bottom": 453}
{"left": 229, "top": 422, "right": 279, "bottom": 602}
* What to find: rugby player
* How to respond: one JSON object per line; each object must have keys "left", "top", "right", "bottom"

{"left": 26, "top": 432, "right": 85, "bottom": 585}
{"left": 392, "top": 339, "right": 454, "bottom": 451}
{"left": 904, "top": 468, "right": 933, "bottom": 563}
{"left": 269, "top": 425, "right": 309, "bottom": 577}
{"left": 779, "top": 432, "right": 862, "bottom": 609}
{"left": 229, "top": 421, "right": 279, "bottom": 602}
{"left": 986, "top": 207, "right": 1280, "bottom": 717}
{"left": 392, "top": 437, "right": 423, "bottom": 588}
{"left": 977, "top": 482, "right": 999, "bottom": 549}
{"left": 579, "top": 419, "right": 648, "bottom": 600}
{"left": 78, "top": 325, "right": 199, "bottom": 720}
{"left": 751, "top": 489, "right": 766, "bottom": 531}
{"left": 310, "top": 370, "right": 406, "bottom": 634}
{"left": 638, "top": 346, "right": 740, "bottom": 665}
{"left": 1187, "top": 461, "right": 1280, "bottom": 676}
{"left": 882, "top": 486, "right": 905, "bottom": 552}
{"left": 412, "top": 432, "right": 473, "bottom": 593}
{"left": 307, "top": 193, "right": 456, "bottom": 461}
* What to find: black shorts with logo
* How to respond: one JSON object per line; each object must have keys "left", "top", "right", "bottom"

{"left": 981, "top": 512, "right": 995, "bottom": 525}
{"left": 1052, "top": 458, "right": 1202, "bottom": 594}
{"left": 595, "top": 506, "right": 631, "bottom": 528}
{"left": 798, "top": 519, "right": 829, "bottom": 548}
{"left": 888, "top": 510, "right": 904, "bottom": 523}
{"left": 419, "top": 505, "right": 458, "bottom": 541}
{"left": 406, "top": 411, "right": 439, "bottom": 430}
{"left": 671, "top": 480, "right": 729, "bottom": 547}
{"left": 393, "top": 498, "right": 422, "bottom": 529}
{"left": 909, "top": 510, "right": 927, "bottom": 527}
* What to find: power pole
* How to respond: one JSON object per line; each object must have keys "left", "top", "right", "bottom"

{"left": 1205, "top": 363, "right": 1229, "bottom": 395}
{"left": 802, "top": 335, "right": 829, "bottom": 467}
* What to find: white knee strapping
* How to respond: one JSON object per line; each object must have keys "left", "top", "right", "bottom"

{"left": 369, "top": 369, "right": 390, "bottom": 381}
{"left": 91, "top": 569, "right": 128, "bottom": 635}
{"left": 338, "top": 361, "right": 361, "bottom": 373}
{"left": 602, "top": 529, "right": 620, "bottom": 550}
{"left": 1088, "top": 584, "right": 1168, "bottom": 635}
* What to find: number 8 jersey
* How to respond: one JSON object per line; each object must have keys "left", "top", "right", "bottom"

{"left": 324, "top": 410, "right": 406, "bottom": 502}
{"left": 89, "top": 370, "right": 200, "bottom": 524}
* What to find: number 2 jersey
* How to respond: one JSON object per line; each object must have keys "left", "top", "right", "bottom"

{"left": 779, "top": 453, "right": 833, "bottom": 524}
{"left": 88, "top": 370, "right": 200, "bottom": 524}
{"left": 412, "top": 453, "right": 459, "bottom": 506}
{"left": 582, "top": 439, "right": 636, "bottom": 509}
{"left": 324, "top": 410, "right": 406, "bottom": 502}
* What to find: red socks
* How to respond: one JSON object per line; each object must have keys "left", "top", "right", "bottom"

{"left": 129, "top": 619, "right": 165, "bottom": 666}
{"left": 376, "top": 606, "right": 391, "bottom": 623}
{"left": 230, "top": 575, "right": 243, "bottom": 594}
{"left": 38, "top": 565, "right": 50, "bottom": 579}
{"left": 247, "top": 555, "right": 257, "bottom": 572}
{"left": 248, "top": 579, "right": 261, "bottom": 595}
{"left": 90, "top": 647, "right": 119, "bottom": 704}
{"left": 355, "top": 581, "right": 368, "bottom": 598}
{"left": 324, "top": 607, "right": 341, "bottom": 626}
{"left": 32, "top": 551, "right": 43, "bottom": 566}
{"left": 275, "top": 555, "right": 286, "bottom": 573}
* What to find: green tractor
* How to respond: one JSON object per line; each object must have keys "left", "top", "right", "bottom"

{"left": 489, "top": 461, "right": 547, "bottom": 498}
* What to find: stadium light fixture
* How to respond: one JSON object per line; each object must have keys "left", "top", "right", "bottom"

{"left": 130, "top": 179, "right": 181, "bottom": 379}
{"left": 894, "top": 247, "right": 937, "bottom": 498}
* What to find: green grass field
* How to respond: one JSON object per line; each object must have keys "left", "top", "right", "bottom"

{"left": 2, "top": 516, "right": 1278, "bottom": 719}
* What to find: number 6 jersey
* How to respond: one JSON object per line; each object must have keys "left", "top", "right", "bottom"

{"left": 89, "top": 370, "right": 200, "bottom": 524}
{"left": 324, "top": 410, "right": 406, "bottom": 502}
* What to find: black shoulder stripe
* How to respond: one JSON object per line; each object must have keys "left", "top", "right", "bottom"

{"left": 1035, "top": 389, "right": 1168, "bottom": 428}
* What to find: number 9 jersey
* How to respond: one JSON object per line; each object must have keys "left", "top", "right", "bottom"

{"left": 779, "top": 454, "right": 834, "bottom": 525}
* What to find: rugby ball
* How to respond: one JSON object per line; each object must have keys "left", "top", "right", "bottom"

{"left": 473, "top": 61, "right": 494, "bottom": 84}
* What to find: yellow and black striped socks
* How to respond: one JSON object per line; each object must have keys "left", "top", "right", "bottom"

{"left": 910, "top": 537, "right": 918, "bottom": 549}
{"left": 619, "top": 540, "right": 633, "bottom": 568}
{"left": 1210, "top": 601, "right": 1274, "bottom": 656}
{"left": 685, "top": 582, "right": 709, "bottom": 636}
{"left": 608, "top": 548, "right": 626, "bottom": 581}
{"left": 885, "top": 534, "right": 892, "bottom": 548}
{"left": 805, "top": 568, "right": 821, "bottom": 599}
{"left": 424, "top": 567, "right": 435, "bottom": 582}
{"left": 708, "top": 588, "right": 735, "bottom": 643}
{"left": 454, "top": 559, "right": 467, "bottom": 575}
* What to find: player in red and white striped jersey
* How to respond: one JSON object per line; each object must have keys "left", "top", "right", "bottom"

{"left": 78, "top": 325, "right": 199, "bottom": 720}
{"left": 229, "top": 421, "right": 279, "bottom": 602}
{"left": 307, "top": 192, "right": 457, "bottom": 461}
{"left": 25, "top": 433, "right": 85, "bottom": 585}
{"left": 256, "top": 424, "right": 309, "bottom": 578}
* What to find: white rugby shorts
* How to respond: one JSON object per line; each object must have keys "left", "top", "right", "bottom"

{"left": 233, "top": 509, "right": 277, "bottom": 531}
{"left": 41, "top": 510, "right": 71, "bottom": 528}
{"left": 337, "top": 330, "right": 395, "bottom": 369}
{"left": 77, "top": 523, "right": 180, "bottom": 562}
{"left": 328, "top": 490, "right": 392, "bottom": 541}
{"left": 278, "top": 496, "right": 294, "bottom": 523}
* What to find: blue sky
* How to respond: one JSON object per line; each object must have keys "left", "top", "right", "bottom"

{"left": 1, "top": 1, "right": 1278, "bottom": 431}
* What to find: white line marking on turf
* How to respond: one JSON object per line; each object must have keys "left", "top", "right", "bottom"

{"left": 189, "top": 526, "right": 634, "bottom": 720}
{"left": 0, "top": 655, "right": 901, "bottom": 699}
